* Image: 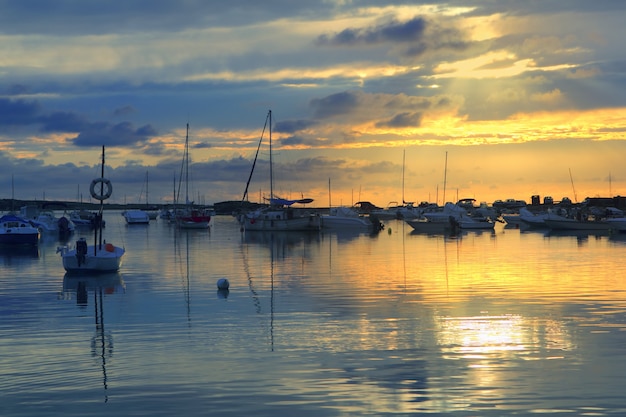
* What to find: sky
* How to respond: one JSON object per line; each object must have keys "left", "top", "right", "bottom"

{"left": 2, "top": 0, "right": 626, "bottom": 208}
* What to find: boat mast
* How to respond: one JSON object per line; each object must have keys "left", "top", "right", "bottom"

{"left": 96, "top": 145, "right": 105, "bottom": 253}
{"left": 269, "top": 110, "right": 274, "bottom": 204}
{"left": 402, "top": 149, "right": 406, "bottom": 204}
{"left": 185, "top": 123, "right": 190, "bottom": 205}
{"left": 240, "top": 112, "right": 269, "bottom": 206}
{"left": 442, "top": 151, "right": 448, "bottom": 205}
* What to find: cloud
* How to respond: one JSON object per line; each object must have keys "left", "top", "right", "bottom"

{"left": 316, "top": 16, "right": 468, "bottom": 57}
{"left": 113, "top": 105, "right": 136, "bottom": 117}
{"left": 38, "top": 111, "right": 91, "bottom": 132}
{"left": 318, "top": 17, "right": 428, "bottom": 45}
{"left": 274, "top": 119, "right": 318, "bottom": 133}
{"left": 71, "top": 121, "right": 158, "bottom": 147}
{"left": 376, "top": 112, "right": 423, "bottom": 128}
{"left": 310, "top": 91, "right": 359, "bottom": 119}
{"left": 0, "top": 98, "right": 41, "bottom": 126}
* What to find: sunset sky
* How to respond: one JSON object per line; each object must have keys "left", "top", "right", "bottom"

{"left": 1, "top": 1, "right": 625, "bottom": 207}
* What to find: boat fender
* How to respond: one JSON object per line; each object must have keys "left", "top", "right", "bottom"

{"left": 217, "top": 278, "right": 230, "bottom": 290}
{"left": 105, "top": 243, "right": 115, "bottom": 252}
{"left": 89, "top": 178, "right": 113, "bottom": 201}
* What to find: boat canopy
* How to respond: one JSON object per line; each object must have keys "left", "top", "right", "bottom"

{"left": 269, "top": 197, "right": 314, "bottom": 206}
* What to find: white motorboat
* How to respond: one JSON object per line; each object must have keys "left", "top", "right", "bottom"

{"left": 0, "top": 214, "right": 40, "bottom": 246}
{"left": 123, "top": 209, "right": 150, "bottom": 224}
{"left": 321, "top": 206, "right": 381, "bottom": 231}
{"left": 422, "top": 201, "right": 496, "bottom": 230}
{"left": 59, "top": 146, "right": 125, "bottom": 273}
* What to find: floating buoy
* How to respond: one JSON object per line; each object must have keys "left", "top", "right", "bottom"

{"left": 388, "top": 227, "right": 392, "bottom": 234}
{"left": 217, "top": 278, "right": 230, "bottom": 290}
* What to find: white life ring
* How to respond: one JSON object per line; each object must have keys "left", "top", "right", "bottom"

{"left": 90, "top": 178, "right": 113, "bottom": 200}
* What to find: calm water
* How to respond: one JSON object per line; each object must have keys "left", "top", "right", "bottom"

{"left": 2, "top": 212, "right": 626, "bottom": 416}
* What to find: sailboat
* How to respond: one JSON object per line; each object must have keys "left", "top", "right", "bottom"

{"left": 58, "top": 146, "right": 126, "bottom": 273}
{"left": 122, "top": 171, "right": 155, "bottom": 224}
{"left": 142, "top": 171, "right": 159, "bottom": 220}
{"left": 240, "top": 110, "right": 320, "bottom": 232}
{"left": 174, "top": 123, "right": 212, "bottom": 229}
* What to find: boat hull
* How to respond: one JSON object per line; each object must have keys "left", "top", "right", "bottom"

{"left": 0, "top": 232, "right": 40, "bottom": 246}
{"left": 459, "top": 220, "right": 495, "bottom": 230}
{"left": 0, "top": 214, "right": 40, "bottom": 246}
{"left": 321, "top": 216, "right": 372, "bottom": 230}
{"left": 406, "top": 219, "right": 459, "bottom": 234}
{"left": 176, "top": 215, "right": 211, "bottom": 229}
{"left": 123, "top": 210, "right": 150, "bottom": 224}
{"left": 243, "top": 210, "right": 320, "bottom": 231}
{"left": 544, "top": 219, "right": 611, "bottom": 231}
{"left": 606, "top": 218, "right": 626, "bottom": 232}
{"left": 61, "top": 244, "right": 125, "bottom": 273}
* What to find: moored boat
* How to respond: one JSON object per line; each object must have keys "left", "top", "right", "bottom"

{"left": 321, "top": 206, "right": 381, "bottom": 231}
{"left": 123, "top": 209, "right": 150, "bottom": 224}
{"left": 0, "top": 214, "right": 40, "bottom": 246}
{"left": 58, "top": 146, "right": 125, "bottom": 273}
{"left": 240, "top": 110, "right": 318, "bottom": 232}
{"left": 174, "top": 124, "right": 211, "bottom": 229}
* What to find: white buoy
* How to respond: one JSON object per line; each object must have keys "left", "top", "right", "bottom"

{"left": 217, "top": 278, "right": 230, "bottom": 290}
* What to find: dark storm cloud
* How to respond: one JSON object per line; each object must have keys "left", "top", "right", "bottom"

{"left": 316, "top": 16, "right": 468, "bottom": 57}
{"left": 0, "top": 98, "right": 41, "bottom": 125}
{"left": 0, "top": 98, "right": 157, "bottom": 147}
{"left": 376, "top": 112, "right": 423, "bottom": 128}
{"left": 38, "top": 111, "right": 90, "bottom": 132}
{"left": 318, "top": 17, "right": 428, "bottom": 45}
{"left": 193, "top": 142, "right": 212, "bottom": 149}
{"left": 274, "top": 119, "right": 318, "bottom": 134}
{"left": 71, "top": 121, "right": 158, "bottom": 147}
{"left": 310, "top": 91, "right": 359, "bottom": 119}
{"left": 278, "top": 135, "right": 328, "bottom": 147}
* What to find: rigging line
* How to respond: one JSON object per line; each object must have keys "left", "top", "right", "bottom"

{"left": 176, "top": 123, "right": 189, "bottom": 205}
{"left": 241, "top": 111, "right": 270, "bottom": 205}
{"left": 569, "top": 168, "right": 578, "bottom": 203}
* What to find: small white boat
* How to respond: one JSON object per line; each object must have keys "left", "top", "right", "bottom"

{"left": 321, "top": 206, "right": 381, "bottom": 231}
{"left": 59, "top": 237, "right": 125, "bottom": 273}
{"left": 123, "top": 209, "right": 150, "bottom": 224}
{"left": 0, "top": 214, "right": 40, "bottom": 246}
{"left": 59, "top": 146, "right": 125, "bottom": 273}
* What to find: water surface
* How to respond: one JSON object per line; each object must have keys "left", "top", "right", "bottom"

{"left": 2, "top": 213, "right": 626, "bottom": 416}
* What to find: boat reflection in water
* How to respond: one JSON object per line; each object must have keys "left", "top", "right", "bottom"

{"left": 61, "top": 273, "right": 125, "bottom": 403}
